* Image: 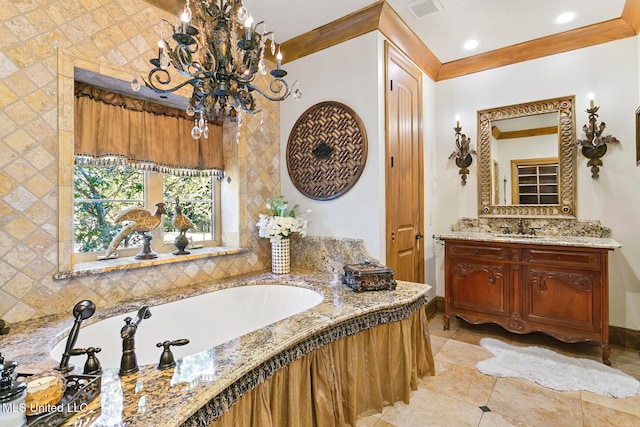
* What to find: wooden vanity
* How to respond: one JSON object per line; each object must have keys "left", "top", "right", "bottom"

{"left": 437, "top": 233, "right": 621, "bottom": 365}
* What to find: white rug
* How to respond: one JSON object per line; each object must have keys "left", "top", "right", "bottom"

{"left": 477, "top": 338, "right": 640, "bottom": 398}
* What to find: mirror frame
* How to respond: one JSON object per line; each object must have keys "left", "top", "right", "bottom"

{"left": 477, "top": 95, "right": 576, "bottom": 218}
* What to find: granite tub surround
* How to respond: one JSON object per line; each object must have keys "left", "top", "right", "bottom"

{"left": 290, "top": 235, "right": 377, "bottom": 274}
{"left": 0, "top": 272, "right": 431, "bottom": 426}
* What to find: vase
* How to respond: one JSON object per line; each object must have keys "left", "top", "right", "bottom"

{"left": 271, "top": 239, "right": 290, "bottom": 274}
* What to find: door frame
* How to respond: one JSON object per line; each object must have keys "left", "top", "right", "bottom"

{"left": 384, "top": 41, "right": 425, "bottom": 282}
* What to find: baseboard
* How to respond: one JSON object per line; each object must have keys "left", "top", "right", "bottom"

{"left": 610, "top": 325, "right": 640, "bottom": 351}
{"left": 425, "top": 296, "right": 443, "bottom": 320}
{"left": 430, "top": 297, "right": 638, "bottom": 351}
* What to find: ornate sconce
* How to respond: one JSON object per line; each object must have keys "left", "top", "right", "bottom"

{"left": 449, "top": 116, "right": 476, "bottom": 185}
{"left": 575, "top": 94, "right": 619, "bottom": 179}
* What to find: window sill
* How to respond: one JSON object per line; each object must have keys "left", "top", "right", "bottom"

{"left": 53, "top": 246, "right": 249, "bottom": 280}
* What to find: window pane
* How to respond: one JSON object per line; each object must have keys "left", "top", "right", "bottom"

{"left": 163, "top": 174, "right": 215, "bottom": 244}
{"left": 73, "top": 166, "right": 144, "bottom": 252}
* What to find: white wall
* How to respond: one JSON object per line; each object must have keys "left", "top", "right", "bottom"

{"left": 435, "top": 37, "right": 640, "bottom": 329}
{"left": 280, "top": 33, "right": 640, "bottom": 329}
{"left": 280, "top": 32, "right": 385, "bottom": 260}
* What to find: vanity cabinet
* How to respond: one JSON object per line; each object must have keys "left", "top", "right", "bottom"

{"left": 443, "top": 239, "right": 613, "bottom": 365}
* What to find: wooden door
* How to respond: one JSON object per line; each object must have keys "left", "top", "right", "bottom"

{"left": 385, "top": 42, "right": 424, "bottom": 282}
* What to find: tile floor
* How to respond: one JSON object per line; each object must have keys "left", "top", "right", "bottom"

{"left": 356, "top": 313, "right": 640, "bottom": 427}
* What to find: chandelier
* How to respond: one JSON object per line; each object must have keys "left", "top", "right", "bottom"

{"left": 133, "top": 0, "right": 301, "bottom": 139}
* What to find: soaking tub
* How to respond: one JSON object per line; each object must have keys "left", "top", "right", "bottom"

{"left": 4, "top": 272, "right": 432, "bottom": 427}
{"left": 50, "top": 285, "right": 323, "bottom": 369}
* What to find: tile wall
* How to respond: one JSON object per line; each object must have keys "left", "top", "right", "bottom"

{"left": 0, "top": 0, "right": 279, "bottom": 322}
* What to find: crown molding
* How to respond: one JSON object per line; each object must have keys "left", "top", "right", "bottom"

{"left": 143, "top": 0, "right": 640, "bottom": 81}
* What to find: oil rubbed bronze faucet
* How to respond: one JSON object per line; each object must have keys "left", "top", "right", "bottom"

{"left": 516, "top": 218, "right": 525, "bottom": 235}
{"left": 119, "top": 305, "right": 152, "bottom": 376}
{"left": 58, "top": 300, "right": 96, "bottom": 373}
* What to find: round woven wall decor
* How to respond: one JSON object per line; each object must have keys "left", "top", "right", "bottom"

{"left": 286, "top": 101, "right": 368, "bottom": 200}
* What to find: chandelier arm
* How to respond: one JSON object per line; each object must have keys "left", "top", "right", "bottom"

{"left": 245, "top": 78, "right": 292, "bottom": 102}
{"left": 144, "top": 74, "right": 201, "bottom": 94}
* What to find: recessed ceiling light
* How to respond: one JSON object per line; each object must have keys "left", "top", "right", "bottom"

{"left": 555, "top": 12, "right": 576, "bottom": 24}
{"left": 464, "top": 39, "right": 479, "bottom": 50}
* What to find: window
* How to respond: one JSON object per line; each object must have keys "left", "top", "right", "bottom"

{"left": 73, "top": 165, "right": 219, "bottom": 261}
{"left": 511, "top": 158, "right": 559, "bottom": 205}
{"left": 162, "top": 174, "right": 216, "bottom": 245}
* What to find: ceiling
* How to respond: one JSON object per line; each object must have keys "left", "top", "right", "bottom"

{"left": 241, "top": 0, "right": 627, "bottom": 63}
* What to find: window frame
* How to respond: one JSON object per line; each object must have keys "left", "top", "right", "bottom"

{"left": 72, "top": 168, "right": 221, "bottom": 263}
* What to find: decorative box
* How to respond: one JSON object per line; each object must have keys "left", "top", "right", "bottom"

{"left": 341, "top": 262, "right": 397, "bottom": 292}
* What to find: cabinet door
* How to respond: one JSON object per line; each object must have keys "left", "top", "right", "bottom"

{"left": 522, "top": 265, "right": 601, "bottom": 333}
{"left": 448, "top": 260, "right": 509, "bottom": 317}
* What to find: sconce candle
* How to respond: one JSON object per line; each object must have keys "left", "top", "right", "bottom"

{"left": 449, "top": 118, "right": 476, "bottom": 185}
{"left": 575, "top": 96, "right": 620, "bottom": 179}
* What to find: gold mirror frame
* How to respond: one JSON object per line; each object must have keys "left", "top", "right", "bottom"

{"left": 477, "top": 95, "right": 577, "bottom": 218}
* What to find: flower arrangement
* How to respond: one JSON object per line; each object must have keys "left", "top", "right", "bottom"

{"left": 256, "top": 196, "right": 308, "bottom": 242}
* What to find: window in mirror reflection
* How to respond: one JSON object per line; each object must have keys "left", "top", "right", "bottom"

{"left": 512, "top": 158, "right": 559, "bottom": 205}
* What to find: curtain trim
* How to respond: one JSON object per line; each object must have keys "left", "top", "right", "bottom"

{"left": 182, "top": 296, "right": 429, "bottom": 426}
{"left": 74, "top": 155, "right": 225, "bottom": 178}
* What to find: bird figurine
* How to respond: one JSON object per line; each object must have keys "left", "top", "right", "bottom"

{"left": 104, "top": 202, "right": 167, "bottom": 259}
{"left": 171, "top": 197, "right": 195, "bottom": 255}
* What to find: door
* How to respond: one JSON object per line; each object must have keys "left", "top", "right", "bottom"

{"left": 385, "top": 42, "right": 424, "bottom": 282}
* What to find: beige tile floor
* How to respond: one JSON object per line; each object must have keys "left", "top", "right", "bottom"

{"left": 356, "top": 313, "right": 640, "bottom": 427}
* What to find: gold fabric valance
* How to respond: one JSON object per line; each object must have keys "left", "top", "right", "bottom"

{"left": 74, "top": 82, "right": 224, "bottom": 177}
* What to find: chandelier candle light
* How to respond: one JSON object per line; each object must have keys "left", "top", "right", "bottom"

{"left": 134, "top": 0, "right": 301, "bottom": 139}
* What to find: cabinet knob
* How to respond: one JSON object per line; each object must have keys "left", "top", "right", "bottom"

{"left": 488, "top": 277, "right": 495, "bottom": 285}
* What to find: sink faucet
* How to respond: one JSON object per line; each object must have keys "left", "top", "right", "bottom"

{"left": 516, "top": 218, "right": 525, "bottom": 235}
{"left": 119, "top": 305, "right": 151, "bottom": 376}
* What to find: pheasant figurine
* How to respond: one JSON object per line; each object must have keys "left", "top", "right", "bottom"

{"left": 104, "top": 202, "right": 167, "bottom": 258}
{"left": 172, "top": 197, "right": 195, "bottom": 255}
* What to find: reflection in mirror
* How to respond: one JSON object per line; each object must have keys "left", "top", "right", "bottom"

{"left": 478, "top": 96, "right": 576, "bottom": 218}
{"left": 491, "top": 113, "right": 558, "bottom": 205}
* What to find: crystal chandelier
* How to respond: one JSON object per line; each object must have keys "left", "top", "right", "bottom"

{"left": 133, "top": 0, "right": 301, "bottom": 139}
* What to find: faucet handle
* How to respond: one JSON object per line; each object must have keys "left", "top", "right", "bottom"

{"left": 528, "top": 227, "right": 542, "bottom": 236}
{"left": 69, "top": 347, "right": 102, "bottom": 375}
{"left": 499, "top": 226, "right": 511, "bottom": 234}
{"left": 156, "top": 339, "right": 190, "bottom": 370}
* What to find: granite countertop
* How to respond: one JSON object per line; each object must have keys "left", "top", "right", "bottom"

{"left": 434, "top": 231, "right": 621, "bottom": 249}
{"left": 0, "top": 271, "right": 430, "bottom": 426}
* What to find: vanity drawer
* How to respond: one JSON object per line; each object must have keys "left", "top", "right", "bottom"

{"left": 447, "top": 243, "right": 508, "bottom": 260}
{"left": 522, "top": 248, "right": 601, "bottom": 269}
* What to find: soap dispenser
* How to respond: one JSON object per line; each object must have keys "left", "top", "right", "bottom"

{"left": 0, "top": 365, "right": 28, "bottom": 427}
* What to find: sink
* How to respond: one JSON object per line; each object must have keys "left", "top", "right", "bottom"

{"left": 494, "top": 233, "right": 539, "bottom": 238}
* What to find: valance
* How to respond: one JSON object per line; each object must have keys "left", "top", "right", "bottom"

{"left": 74, "top": 82, "right": 224, "bottom": 177}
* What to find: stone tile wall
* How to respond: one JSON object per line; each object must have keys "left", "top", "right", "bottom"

{"left": 0, "top": 0, "right": 279, "bottom": 322}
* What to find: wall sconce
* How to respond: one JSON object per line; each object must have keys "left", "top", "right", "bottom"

{"left": 449, "top": 116, "right": 476, "bottom": 185}
{"left": 575, "top": 94, "right": 620, "bottom": 179}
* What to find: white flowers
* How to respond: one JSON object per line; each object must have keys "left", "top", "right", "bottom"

{"left": 256, "top": 195, "right": 309, "bottom": 242}
{"left": 256, "top": 214, "right": 307, "bottom": 242}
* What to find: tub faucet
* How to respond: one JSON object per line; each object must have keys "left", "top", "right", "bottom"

{"left": 57, "top": 300, "right": 96, "bottom": 373}
{"left": 119, "top": 305, "right": 152, "bottom": 376}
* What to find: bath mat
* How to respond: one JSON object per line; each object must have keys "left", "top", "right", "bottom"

{"left": 477, "top": 338, "right": 640, "bottom": 398}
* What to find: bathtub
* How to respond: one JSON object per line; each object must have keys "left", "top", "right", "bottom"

{"left": 50, "top": 285, "right": 323, "bottom": 369}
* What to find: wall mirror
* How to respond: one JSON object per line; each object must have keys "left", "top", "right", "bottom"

{"left": 477, "top": 96, "right": 576, "bottom": 218}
